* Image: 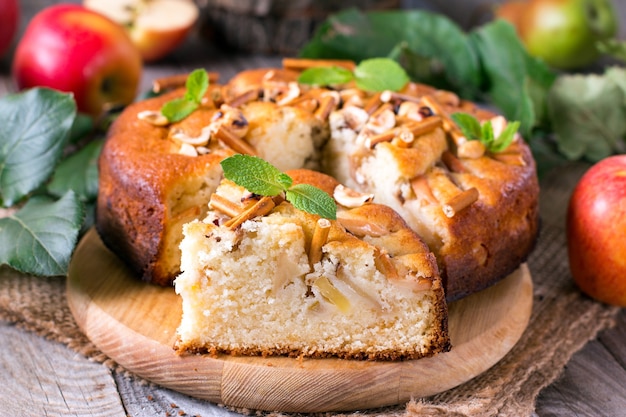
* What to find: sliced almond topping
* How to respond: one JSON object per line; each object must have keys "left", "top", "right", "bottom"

{"left": 333, "top": 184, "right": 374, "bottom": 208}
{"left": 178, "top": 143, "right": 198, "bottom": 157}
{"left": 342, "top": 106, "right": 369, "bottom": 131}
{"left": 374, "top": 247, "right": 399, "bottom": 280}
{"left": 442, "top": 187, "right": 479, "bottom": 218}
{"left": 223, "top": 196, "right": 275, "bottom": 230}
{"left": 282, "top": 57, "right": 356, "bottom": 71}
{"left": 410, "top": 175, "right": 439, "bottom": 205}
{"left": 137, "top": 110, "right": 169, "bottom": 126}
{"left": 441, "top": 150, "right": 467, "bottom": 173}
{"left": 213, "top": 126, "right": 257, "bottom": 156}
{"left": 309, "top": 218, "right": 331, "bottom": 266}
{"left": 209, "top": 194, "right": 243, "bottom": 218}
{"left": 457, "top": 140, "right": 486, "bottom": 159}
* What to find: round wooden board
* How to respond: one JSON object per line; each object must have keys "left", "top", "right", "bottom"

{"left": 67, "top": 228, "right": 533, "bottom": 413}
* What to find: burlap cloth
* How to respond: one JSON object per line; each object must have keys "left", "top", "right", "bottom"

{"left": 0, "top": 162, "right": 621, "bottom": 416}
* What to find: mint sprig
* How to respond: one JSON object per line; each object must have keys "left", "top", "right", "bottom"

{"left": 221, "top": 154, "right": 337, "bottom": 220}
{"left": 297, "top": 58, "right": 409, "bottom": 92}
{"left": 161, "top": 68, "right": 209, "bottom": 123}
{"left": 451, "top": 112, "right": 520, "bottom": 153}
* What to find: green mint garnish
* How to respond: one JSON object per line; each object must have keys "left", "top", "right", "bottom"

{"left": 451, "top": 112, "right": 519, "bottom": 153}
{"left": 221, "top": 154, "right": 337, "bottom": 220}
{"left": 161, "top": 68, "right": 209, "bottom": 123}
{"left": 297, "top": 58, "right": 409, "bottom": 92}
{"left": 353, "top": 58, "right": 409, "bottom": 92}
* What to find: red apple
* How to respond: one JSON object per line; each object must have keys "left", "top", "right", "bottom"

{"left": 83, "top": 0, "right": 199, "bottom": 62}
{"left": 567, "top": 155, "right": 626, "bottom": 306}
{"left": 0, "top": 0, "right": 19, "bottom": 57}
{"left": 12, "top": 4, "right": 142, "bottom": 117}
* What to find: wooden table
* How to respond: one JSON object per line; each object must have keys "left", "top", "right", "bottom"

{"left": 1, "top": 1, "right": 626, "bottom": 416}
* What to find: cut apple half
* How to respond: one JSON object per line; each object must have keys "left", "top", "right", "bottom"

{"left": 84, "top": 0, "right": 199, "bottom": 62}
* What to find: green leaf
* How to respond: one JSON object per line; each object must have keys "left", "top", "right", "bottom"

{"left": 184, "top": 68, "right": 210, "bottom": 103}
{"left": 451, "top": 112, "right": 481, "bottom": 140}
{"left": 298, "top": 66, "right": 354, "bottom": 86}
{"left": 481, "top": 120, "right": 495, "bottom": 146}
{"left": 68, "top": 113, "right": 94, "bottom": 144}
{"left": 286, "top": 184, "right": 337, "bottom": 220}
{"left": 300, "top": 9, "right": 481, "bottom": 97}
{"left": 0, "top": 191, "right": 85, "bottom": 276}
{"left": 354, "top": 58, "right": 409, "bottom": 92}
{"left": 597, "top": 39, "right": 626, "bottom": 64}
{"left": 221, "top": 154, "right": 292, "bottom": 196}
{"left": 161, "top": 69, "right": 210, "bottom": 123}
{"left": 491, "top": 121, "right": 520, "bottom": 153}
{"left": 48, "top": 139, "right": 103, "bottom": 202}
{"left": 547, "top": 67, "right": 626, "bottom": 161}
{"left": 0, "top": 88, "right": 77, "bottom": 207}
{"left": 161, "top": 98, "right": 199, "bottom": 123}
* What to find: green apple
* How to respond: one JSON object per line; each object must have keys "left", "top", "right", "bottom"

{"left": 497, "top": 0, "right": 618, "bottom": 70}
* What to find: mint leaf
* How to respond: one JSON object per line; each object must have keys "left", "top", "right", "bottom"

{"left": 0, "top": 191, "right": 85, "bottom": 276}
{"left": 492, "top": 121, "right": 520, "bottom": 153}
{"left": 286, "top": 184, "right": 337, "bottom": 220}
{"left": 298, "top": 66, "right": 354, "bottom": 86}
{"left": 221, "top": 155, "right": 337, "bottom": 219}
{"left": 48, "top": 139, "right": 103, "bottom": 202}
{"left": 452, "top": 112, "right": 519, "bottom": 153}
{"left": 221, "top": 154, "right": 292, "bottom": 196}
{"left": 451, "top": 112, "right": 481, "bottom": 140}
{"left": 161, "top": 97, "right": 200, "bottom": 123}
{"left": 354, "top": 58, "right": 409, "bottom": 92}
{"left": 0, "top": 88, "right": 76, "bottom": 207}
{"left": 184, "top": 68, "right": 210, "bottom": 103}
{"left": 161, "top": 69, "right": 209, "bottom": 123}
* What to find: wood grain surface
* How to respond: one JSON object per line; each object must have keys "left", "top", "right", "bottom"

{"left": 67, "top": 229, "right": 532, "bottom": 413}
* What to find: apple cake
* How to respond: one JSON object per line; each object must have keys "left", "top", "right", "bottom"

{"left": 174, "top": 169, "right": 450, "bottom": 360}
{"left": 96, "top": 59, "right": 539, "bottom": 301}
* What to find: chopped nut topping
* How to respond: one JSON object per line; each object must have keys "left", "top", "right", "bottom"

{"left": 137, "top": 110, "right": 169, "bottom": 126}
{"left": 171, "top": 126, "right": 212, "bottom": 146}
{"left": 442, "top": 187, "right": 479, "bottom": 218}
{"left": 276, "top": 82, "right": 301, "bottom": 106}
{"left": 309, "top": 218, "right": 331, "bottom": 266}
{"left": 341, "top": 106, "right": 369, "bottom": 131}
{"left": 178, "top": 143, "right": 198, "bottom": 157}
{"left": 457, "top": 140, "right": 486, "bottom": 159}
{"left": 333, "top": 184, "right": 374, "bottom": 208}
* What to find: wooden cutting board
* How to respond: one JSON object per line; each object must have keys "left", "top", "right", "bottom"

{"left": 67, "top": 228, "right": 533, "bottom": 413}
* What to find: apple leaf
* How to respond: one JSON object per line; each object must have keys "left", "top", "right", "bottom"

{"left": 0, "top": 191, "right": 85, "bottom": 276}
{"left": 0, "top": 88, "right": 77, "bottom": 207}
{"left": 547, "top": 67, "right": 626, "bottom": 161}
{"left": 468, "top": 20, "right": 555, "bottom": 138}
{"left": 48, "top": 139, "right": 103, "bottom": 202}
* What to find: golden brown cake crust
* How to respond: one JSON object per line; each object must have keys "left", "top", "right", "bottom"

{"left": 96, "top": 63, "right": 539, "bottom": 303}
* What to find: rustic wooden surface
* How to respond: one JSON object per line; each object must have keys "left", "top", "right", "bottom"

{"left": 66, "top": 229, "right": 532, "bottom": 413}
{"left": 1, "top": 0, "right": 626, "bottom": 416}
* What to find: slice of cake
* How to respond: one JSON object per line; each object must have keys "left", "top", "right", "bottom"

{"left": 174, "top": 169, "right": 450, "bottom": 360}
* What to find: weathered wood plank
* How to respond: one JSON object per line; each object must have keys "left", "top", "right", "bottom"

{"left": 0, "top": 321, "right": 126, "bottom": 417}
